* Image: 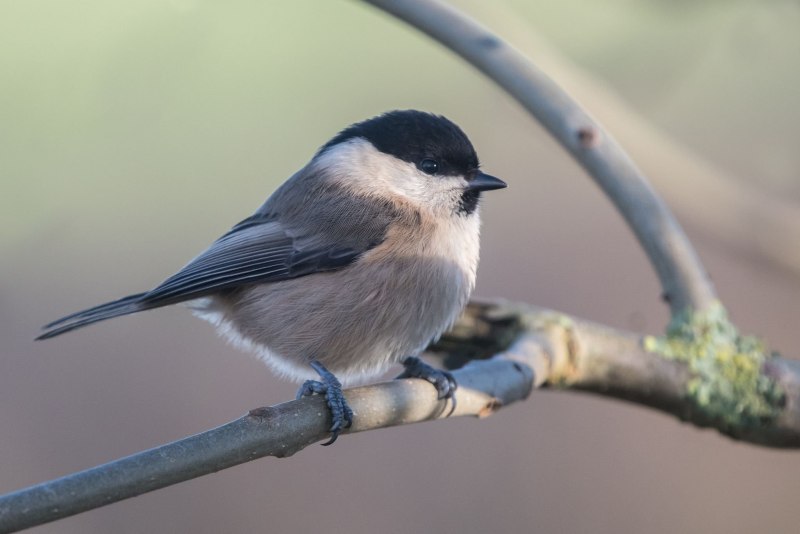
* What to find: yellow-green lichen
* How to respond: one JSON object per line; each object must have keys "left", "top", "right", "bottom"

{"left": 644, "top": 302, "right": 784, "bottom": 431}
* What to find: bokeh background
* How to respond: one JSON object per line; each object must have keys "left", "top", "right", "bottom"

{"left": 2, "top": 1, "right": 799, "bottom": 532}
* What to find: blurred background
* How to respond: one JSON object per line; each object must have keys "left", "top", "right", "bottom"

{"left": 2, "top": 1, "right": 799, "bottom": 532}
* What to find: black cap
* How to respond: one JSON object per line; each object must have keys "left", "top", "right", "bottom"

{"left": 321, "top": 110, "right": 480, "bottom": 177}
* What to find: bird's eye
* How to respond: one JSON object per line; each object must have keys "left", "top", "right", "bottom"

{"left": 419, "top": 158, "right": 439, "bottom": 175}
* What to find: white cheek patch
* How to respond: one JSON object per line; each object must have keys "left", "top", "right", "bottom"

{"left": 387, "top": 165, "right": 460, "bottom": 205}
{"left": 412, "top": 176, "right": 466, "bottom": 214}
{"left": 315, "top": 138, "right": 468, "bottom": 214}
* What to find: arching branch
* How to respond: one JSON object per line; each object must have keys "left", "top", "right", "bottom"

{"left": 362, "top": 0, "right": 717, "bottom": 314}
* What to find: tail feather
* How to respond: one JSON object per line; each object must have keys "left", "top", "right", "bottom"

{"left": 37, "top": 293, "right": 149, "bottom": 340}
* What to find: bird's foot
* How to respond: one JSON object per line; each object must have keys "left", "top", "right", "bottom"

{"left": 397, "top": 356, "right": 457, "bottom": 415}
{"left": 296, "top": 360, "right": 353, "bottom": 446}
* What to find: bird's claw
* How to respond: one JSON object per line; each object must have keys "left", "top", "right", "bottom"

{"left": 397, "top": 356, "right": 458, "bottom": 415}
{"left": 296, "top": 361, "right": 353, "bottom": 446}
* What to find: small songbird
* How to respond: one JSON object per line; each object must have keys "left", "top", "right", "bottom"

{"left": 37, "top": 110, "right": 506, "bottom": 444}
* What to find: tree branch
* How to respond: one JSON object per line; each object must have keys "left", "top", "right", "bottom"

{"left": 361, "top": 0, "right": 717, "bottom": 314}
{"left": 0, "top": 332, "right": 534, "bottom": 534}
{"left": 465, "top": 6, "right": 800, "bottom": 281}
{"left": 432, "top": 301, "right": 799, "bottom": 447}
{"left": 2, "top": 300, "right": 796, "bottom": 533}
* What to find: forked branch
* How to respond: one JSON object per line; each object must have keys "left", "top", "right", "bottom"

{"left": 2, "top": 301, "right": 797, "bottom": 533}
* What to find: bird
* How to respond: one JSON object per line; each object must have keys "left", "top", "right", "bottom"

{"left": 37, "top": 110, "right": 507, "bottom": 444}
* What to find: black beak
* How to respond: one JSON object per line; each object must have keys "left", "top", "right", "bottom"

{"left": 467, "top": 171, "right": 507, "bottom": 192}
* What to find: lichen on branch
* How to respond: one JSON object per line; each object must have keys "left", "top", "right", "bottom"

{"left": 644, "top": 302, "right": 785, "bottom": 432}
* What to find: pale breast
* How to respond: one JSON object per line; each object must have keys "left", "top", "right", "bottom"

{"left": 194, "top": 212, "right": 481, "bottom": 384}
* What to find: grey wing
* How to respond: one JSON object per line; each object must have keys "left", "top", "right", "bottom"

{"left": 38, "top": 166, "right": 400, "bottom": 340}
{"left": 37, "top": 219, "right": 378, "bottom": 339}
{"left": 146, "top": 167, "right": 400, "bottom": 304}
{"left": 140, "top": 220, "right": 366, "bottom": 306}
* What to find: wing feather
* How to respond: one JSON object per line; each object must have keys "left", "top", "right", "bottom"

{"left": 37, "top": 168, "right": 399, "bottom": 339}
{"left": 140, "top": 222, "right": 359, "bottom": 305}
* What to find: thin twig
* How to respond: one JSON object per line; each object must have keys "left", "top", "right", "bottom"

{"left": 361, "top": 0, "right": 717, "bottom": 314}
{"left": 0, "top": 347, "right": 534, "bottom": 534}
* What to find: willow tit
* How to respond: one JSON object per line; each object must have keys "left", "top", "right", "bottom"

{"left": 38, "top": 110, "right": 506, "bottom": 444}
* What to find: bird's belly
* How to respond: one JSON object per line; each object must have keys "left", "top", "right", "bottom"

{"left": 192, "top": 255, "right": 473, "bottom": 384}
